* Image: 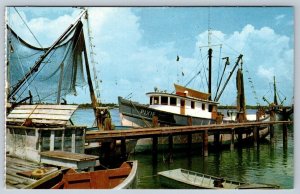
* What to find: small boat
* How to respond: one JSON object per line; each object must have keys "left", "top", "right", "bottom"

{"left": 158, "top": 168, "right": 279, "bottom": 189}
{"left": 26, "top": 160, "right": 138, "bottom": 189}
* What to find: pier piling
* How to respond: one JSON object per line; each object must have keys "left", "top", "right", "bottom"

{"left": 120, "top": 138, "right": 126, "bottom": 160}
{"left": 270, "top": 110, "right": 275, "bottom": 143}
{"left": 253, "top": 126, "right": 258, "bottom": 147}
{"left": 203, "top": 130, "right": 208, "bottom": 157}
{"left": 230, "top": 129, "right": 235, "bottom": 151}
{"left": 152, "top": 136, "right": 158, "bottom": 163}
{"left": 187, "top": 134, "right": 192, "bottom": 156}
{"left": 167, "top": 135, "right": 173, "bottom": 162}
{"left": 214, "top": 132, "right": 220, "bottom": 148}
{"left": 283, "top": 123, "right": 288, "bottom": 148}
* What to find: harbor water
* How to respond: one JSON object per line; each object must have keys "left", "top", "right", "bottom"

{"left": 71, "top": 108, "right": 294, "bottom": 189}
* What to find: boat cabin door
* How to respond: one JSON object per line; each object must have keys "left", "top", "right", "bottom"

{"left": 180, "top": 99, "right": 185, "bottom": 115}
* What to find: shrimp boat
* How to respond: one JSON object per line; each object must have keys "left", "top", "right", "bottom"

{"left": 262, "top": 76, "right": 293, "bottom": 121}
{"left": 119, "top": 47, "right": 270, "bottom": 148}
{"left": 5, "top": 7, "right": 137, "bottom": 188}
{"left": 158, "top": 168, "right": 279, "bottom": 189}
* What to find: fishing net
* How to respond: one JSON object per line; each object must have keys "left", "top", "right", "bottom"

{"left": 7, "top": 21, "right": 87, "bottom": 104}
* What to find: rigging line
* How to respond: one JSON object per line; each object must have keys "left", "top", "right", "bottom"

{"left": 13, "top": 7, "right": 44, "bottom": 49}
{"left": 12, "top": 31, "right": 32, "bottom": 93}
{"left": 211, "top": 33, "right": 240, "bottom": 55}
{"left": 215, "top": 45, "right": 222, "bottom": 92}
{"left": 199, "top": 50, "right": 209, "bottom": 88}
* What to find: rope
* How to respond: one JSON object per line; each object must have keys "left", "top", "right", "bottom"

{"left": 129, "top": 101, "right": 152, "bottom": 128}
{"left": 14, "top": 7, "right": 44, "bottom": 49}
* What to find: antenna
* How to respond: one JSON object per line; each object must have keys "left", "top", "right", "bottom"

{"left": 208, "top": 7, "right": 212, "bottom": 48}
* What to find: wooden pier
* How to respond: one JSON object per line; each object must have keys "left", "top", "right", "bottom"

{"left": 86, "top": 120, "right": 292, "bottom": 161}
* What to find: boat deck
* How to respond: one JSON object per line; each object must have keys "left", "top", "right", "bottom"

{"left": 6, "top": 154, "right": 45, "bottom": 189}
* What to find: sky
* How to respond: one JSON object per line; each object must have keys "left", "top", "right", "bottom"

{"left": 6, "top": 6, "right": 294, "bottom": 106}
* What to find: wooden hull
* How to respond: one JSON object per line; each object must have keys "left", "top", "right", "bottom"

{"left": 27, "top": 160, "right": 138, "bottom": 189}
{"left": 158, "top": 168, "right": 279, "bottom": 189}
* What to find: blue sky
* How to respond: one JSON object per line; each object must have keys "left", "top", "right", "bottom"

{"left": 7, "top": 7, "right": 294, "bottom": 106}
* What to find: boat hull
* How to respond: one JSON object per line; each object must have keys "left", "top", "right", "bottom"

{"left": 27, "top": 161, "right": 138, "bottom": 189}
{"left": 158, "top": 168, "right": 279, "bottom": 189}
{"left": 118, "top": 96, "right": 215, "bottom": 127}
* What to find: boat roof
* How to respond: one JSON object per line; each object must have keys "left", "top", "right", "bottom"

{"left": 174, "top": 84, "right": 210, "bottom": 100}
{"left": 146, "top": 89, "right": 218, "bottom": 105}
{"left": 6, "top": 104, "right": 78, "bottom": 126}
{"left": 146, "top": 84, "right": 218, "bottom": 104}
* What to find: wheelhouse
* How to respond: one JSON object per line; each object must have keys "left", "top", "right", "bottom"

{"left": 146, "top": 89, "right": 218, "bottom": 119}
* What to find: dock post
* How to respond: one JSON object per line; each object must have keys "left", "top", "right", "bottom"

{"left": 167, "top": 135, "right": 173, "bottom": 162}
{"left": 120, "top": 138, "right": 127, "bottom": 160}
{"left": 214, "top": 132, "right": 220, "bottom": 148}
{"left": 270, "top": 110, "right": 275, "bottom": 143}
{"left": 283, "top": 123, "right": 288, "bottom": 149}
{"left": 187, "top": 117, "right": 193, "bottom": 156}
{"left": 230, "top": 129, "right": 235, "bottom": 151}
{"left": 187, "top": 134, "right": 192, "bottom": 156}
{"left": 203, "top": 130, "right": 208, "bottom": 157}
{"left": 253, "top": 126, "right": 258, "bottom": 147}
{"left": 152, "top": 136, "right": 158, "bottom": 163}
{"left": 238, "top": 130, "right": 243, "bottom": 144}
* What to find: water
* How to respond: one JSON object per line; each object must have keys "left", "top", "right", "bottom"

{"left": 71, "top": 108, "right": 294, "bottom": 189}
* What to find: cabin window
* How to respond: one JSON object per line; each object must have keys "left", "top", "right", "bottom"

{"left": 170, "top": 97, "right": 177, "bottom": 106}
{"left": 202, "top": 103, "right": 205, "bottom": 110}
{"left": 161, "top": 96, "right": 168, "bottom": 105}
{"left": 154, "top": 96, "right": 159, "bottom": 105}
{"left": 191, "top": 101, "right": 195, "bottom": 109}
{"left": 150, "top": 97, "right": 153, "bottom": 105}
{"left": 208, "top": 105, "right": 213, "bottom": 112}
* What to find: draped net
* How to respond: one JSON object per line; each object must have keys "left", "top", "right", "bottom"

{"left": 7, "top": 21, "right": 87, "bottom": 104}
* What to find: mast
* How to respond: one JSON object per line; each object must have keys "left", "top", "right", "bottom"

{"left": 8, "top": 10, "right": 87, "bottom": 101}
{"left": 208, "top": 48, "right": 212, "bottom": 100}
{"left": 273, "top": 76, "right": 278, "bottom": 105}
{"left": 215, "top": 54, "right": 243, "bottom": 102}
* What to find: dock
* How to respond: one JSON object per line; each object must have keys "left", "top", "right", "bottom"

{"left": 86, "top": 120, "right": 292, "bottom": 161}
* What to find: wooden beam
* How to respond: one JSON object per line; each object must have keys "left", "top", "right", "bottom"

{"left": 168, "top": 135, "right": 173, "bottom": 162}
{"left": 203, "top": 130, "right": 208, "bottom": 157}
{"left": 152, "top": 136, "right": 158, "bottom": 163}
{"left": 230, "top": 129, "right": 235, "bottom": 151}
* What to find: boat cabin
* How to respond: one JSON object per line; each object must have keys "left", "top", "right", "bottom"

{"left": 146, "top": 84, "right": 218, "bottom": 119}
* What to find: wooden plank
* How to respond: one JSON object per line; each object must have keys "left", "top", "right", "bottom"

{"left": 24, "top": 170, "right": 61, "bottom": 189}
{"left": 14, "top": 104, "right": 78, "bottom": 110}
{"left": 6, "top": 118, "right": 68, "bottom": 126}
{"left": 6, "top": 118, "right": 25, "bottom": 123}
{"left": 40, "top": 151, "right": 98, "bottom": 161}
{"left": 72, "top": 129, "right": 76, "bottom": 153}
{"left": 36, "top": 105, "right": 78, "bottom": 110}
{"left": 10, "top": 109, "right": 74, "bottom": 115}
{"left": 8, "top": 113, "right": 71, "bottom": 120}
{"left": 50, "top": 131, "right": 55, "bottom": 151}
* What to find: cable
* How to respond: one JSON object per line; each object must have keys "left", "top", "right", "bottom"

{"left": 14, "top": 7, "right": 44, "bottom": 49}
